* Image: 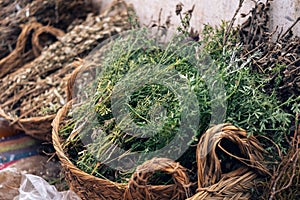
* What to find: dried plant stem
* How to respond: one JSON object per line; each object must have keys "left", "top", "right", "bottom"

{"left": 268, "top": 113, "right": 299, "bottom": 200}
{"left": 280, "top": 17, "right": 300, "bottom": 39}
{"left": 223, "top": 0, "right": 245, "bottom": 45}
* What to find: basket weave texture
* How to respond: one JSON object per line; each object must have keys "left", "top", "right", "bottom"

{"left": 53, "top": 100, "right": 268, "bottom": 199}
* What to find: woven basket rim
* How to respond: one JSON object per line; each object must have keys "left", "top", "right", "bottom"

{"left": 52, "top": 101, "right": 270, "bottom": 199}
{"left": 52, "top": 100, "right": 127, "bottom": 188}
{"left": 0, "top": 106, "right": 56, "bottom": 120}
{"left": 52, "top": 100, "right": 195, "bottom": 199}
{"left": 0, "top": 106, "right": 56, "bottom": 140}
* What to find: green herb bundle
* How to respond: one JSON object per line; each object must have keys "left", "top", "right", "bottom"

{"left": 60, "top": 24, "right": 298, "bottom": 184}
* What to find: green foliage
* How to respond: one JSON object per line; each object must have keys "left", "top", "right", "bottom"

{"left": 82, "top": 31, "right": 210, "bottom": 171}
{"left": 59, "top": 23, "right": 298, "bottom": 184}
{"left": 197, "top": 23, "right": 297, "bottom": 149}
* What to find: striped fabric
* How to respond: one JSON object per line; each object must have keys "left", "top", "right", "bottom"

{"left": 0, "top": 133, "right": 39, "bottom": 170}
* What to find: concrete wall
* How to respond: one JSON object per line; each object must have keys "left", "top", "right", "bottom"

{"left": 270, "top": 0, "right": 300, "bottom": 35}
{"left": 100, "top": 0, "right": 300, "bottom": 36}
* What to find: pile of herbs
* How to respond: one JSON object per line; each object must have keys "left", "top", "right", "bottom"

{"left": 59, "top": 19, "right": 298, "bottom": 187}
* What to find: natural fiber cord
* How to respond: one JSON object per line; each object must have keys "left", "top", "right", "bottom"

{"left": 188, "top": 123, "right": 269, "bottom": 200}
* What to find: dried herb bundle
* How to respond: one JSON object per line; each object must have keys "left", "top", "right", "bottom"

{"left": 68, "top": 30, "right": 209, "bottom": 183}
{"left": 56, "top": 1, "right": 299, "bottom": 198}
{"left": 239, "top": 0, "right": 300, "bottom": 101}
{"left": 268, "top": 125, "right": 299, "bottom": 200}
{"left": 0, "top": 0, "right": 136, "bottom": 140}
{"left": 0, "top": 0, "right": 92, "bottom": 77}
{"left": 237, "top": 0, "right": 300, "bottom": 198}
{"left": 60, "top": 23, "right": 296, "bottom": 189}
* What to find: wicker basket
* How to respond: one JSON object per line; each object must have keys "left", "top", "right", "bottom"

{"left": 54, "top": 59, "right": 269, "bottom": 199}
{"left": 0, "top": 108, "right": 56, "bottom": 141}
{"left": 53, "top": 100, "right": 270, "bottom": 200}
{"left": 52, "top": 101, "right": 192, "bottom": 200}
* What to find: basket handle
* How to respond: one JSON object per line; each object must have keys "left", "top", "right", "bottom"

{"left": 196, "top": 123, "right": 269, "bottom": 189}
{"left": 31, "top": 25, "right": 64, "bottom": 56}
{"left": 124, "top": 157, "right": 191, "bottom": 200}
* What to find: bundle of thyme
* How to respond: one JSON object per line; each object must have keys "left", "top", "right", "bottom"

{"left": 58, "top": 21, "right": 298, "bottom": 186}
{"left": 55, "top": 1, "right": 300, "bottom": 188}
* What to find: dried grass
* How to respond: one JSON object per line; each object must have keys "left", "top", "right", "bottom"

{"left": 0, "top": 0, "right": 92, "bottom": 61}
{"left": 0, "top": 0, "right": 135, "bottom": 140}
{"left": 0, "top": 22, "right": 64, "bottom": 78}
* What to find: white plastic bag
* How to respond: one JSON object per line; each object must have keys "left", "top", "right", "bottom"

{"left": 14, "top": 174, "right": 81, "bottom": 200}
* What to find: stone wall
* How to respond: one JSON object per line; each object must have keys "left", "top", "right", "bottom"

{"left": 99, "top": 0, "right": 300, "bottom": 36}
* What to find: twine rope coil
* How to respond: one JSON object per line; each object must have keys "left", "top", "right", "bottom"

{"left": 188, "top": 123, "right": 269, "bottom": 200}
{"left": 124, "top": 157, "right": 191, "bottom": 200}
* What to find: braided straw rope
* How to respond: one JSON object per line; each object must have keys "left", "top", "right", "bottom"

{"left": 188, "top": 123, "right": 269, "bottom": 200}
{"left": 124, "top": 157, "right": 191, "bottom": 200}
